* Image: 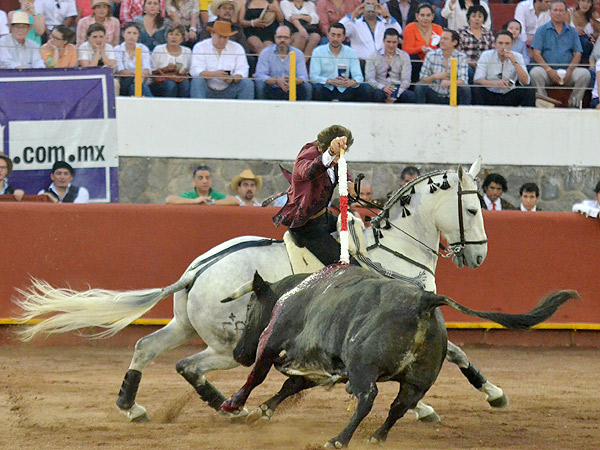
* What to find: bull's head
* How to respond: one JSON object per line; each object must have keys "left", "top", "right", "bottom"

{"left": 231, "top": 271, "right": 279, "bottom": 367}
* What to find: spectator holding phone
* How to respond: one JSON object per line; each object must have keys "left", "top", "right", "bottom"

{"left": 8, "top": 0, "right": 46, "bottom": 45}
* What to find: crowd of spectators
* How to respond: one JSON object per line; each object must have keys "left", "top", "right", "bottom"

{"left": 0, "top": 0, "right": 598, "bottom": 105}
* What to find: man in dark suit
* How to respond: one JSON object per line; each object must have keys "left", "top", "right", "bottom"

{"left": 479, "top": 173, "right": 516, "bottom": 210}
{"left": 272, "top": 125, "right": 354, "bottom": 266}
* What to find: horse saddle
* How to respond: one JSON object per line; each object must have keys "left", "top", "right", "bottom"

{"left": 283, "top": 213, "right": 369, "bottom": 274}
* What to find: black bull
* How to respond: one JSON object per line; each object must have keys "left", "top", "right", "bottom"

{"left": 220, "top": 265, "right": 577, "bottom": 448}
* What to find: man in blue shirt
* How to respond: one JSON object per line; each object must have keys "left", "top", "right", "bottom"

{"left": 530, "top": 0, "right": 590, "bottom": 107}
{"left": 309, "top": 22, "right": 373, "bottom": 102}
{"left": 254, "top": 25, "right": 312, "bottom": 100}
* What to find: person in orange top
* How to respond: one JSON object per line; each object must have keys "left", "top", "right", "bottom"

{"left": 402, "top": 3, "right": 442, "bottom": 82}
{"left": 40, "top": 25, "right": 78, "bottom": 68}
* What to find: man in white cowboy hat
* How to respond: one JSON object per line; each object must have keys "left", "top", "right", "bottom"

{"left": 0, "top": 152, "right": 25, "bottom": 201}
{"left": 34, "top": 0, "right": 77, "bottom": 32}
{"left": 231, "top": 169, "right": 263, "bottom": 207}
{"left": 199, "top": 0, "right": 249, "bottom": 52}
{"left": 0, "top": 12, "right": 45, "bottom": 69}
{"left": 190, "top": 20, "right": 254, "bottom": 99}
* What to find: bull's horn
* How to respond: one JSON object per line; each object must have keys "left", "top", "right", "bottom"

{"left": 220, "top": 280, "right": 254, "bottom": 303}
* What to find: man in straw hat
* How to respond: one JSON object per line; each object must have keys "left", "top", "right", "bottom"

{"left": 273, "top": 125, "right": 355, "bottom": 266}
{"left": 231, "top": 169, "right": 262, "bottom": 206}
{"left": 0, "top": 12, "right": 45, "bottom": 69}
{"left": 199, "top": 0, "right": 249, "bottom": 52}
{"left": 0, "top": 152, "right": 25, "bottom": 201}
{"left": 190, "top": 20, "right": 254, "bottom": 99}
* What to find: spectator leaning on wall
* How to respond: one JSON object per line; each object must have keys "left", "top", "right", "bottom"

{"left": 165, "top": 165, "right": 239, "bottom": 205}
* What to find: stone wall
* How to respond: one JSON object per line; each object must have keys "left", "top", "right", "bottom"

{"left": 119, "top": 157, "right": 600, "bottom": 212}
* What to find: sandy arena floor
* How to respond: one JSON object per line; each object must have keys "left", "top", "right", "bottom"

{"left": 0, "top": 344, "right": 598, "bottom": 450}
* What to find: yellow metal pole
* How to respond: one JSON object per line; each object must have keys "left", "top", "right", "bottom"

{"left": 134, "top": 47, "right": 142, "bottom": 97}
{"left": 289, "top": 50, "right": 297, "bottom": 102}
{"left": 449, "top": 57, "right": 457, "bottom": 106}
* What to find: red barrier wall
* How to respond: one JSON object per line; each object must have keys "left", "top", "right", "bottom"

{"left": 1, "top": 204, "right": 599, "bottom": 340}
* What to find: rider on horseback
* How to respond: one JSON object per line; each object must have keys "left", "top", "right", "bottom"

{"left": 272, "top": 125, "right": 354, "bottom": 266}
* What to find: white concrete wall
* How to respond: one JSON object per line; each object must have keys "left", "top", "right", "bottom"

{"left": 116, "top": 98, "right": 600, "bottom": 167}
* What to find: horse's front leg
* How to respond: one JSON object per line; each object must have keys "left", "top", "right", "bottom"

{"left": 447, "top": 341, "right": 509, "bottom": 408}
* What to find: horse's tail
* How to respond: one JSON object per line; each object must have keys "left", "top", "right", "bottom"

{"left": 14, "top": 270, "right": 197, "bottom": 341}
{"left": 426, "top": 290, "right": 579, "bottom": 330}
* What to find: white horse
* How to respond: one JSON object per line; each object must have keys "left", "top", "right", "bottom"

{"left": 16, "top": 158, "right": 503, "bottom": 424}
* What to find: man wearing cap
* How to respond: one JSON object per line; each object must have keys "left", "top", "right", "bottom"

{"left": 33, "top": 0, "right": 77, "bottom": 32}
{"left": 231, "top": 169, "right": 262, "bottom": 206}
{"left": 165, "top": 165, "right": 239, "bottom": 205}
{"left": 0, "top": 152, "right": 25, "bottom": 201}
{"left": 189, "top": 20, "right": 254, "bottom": 99}
{"left": 37, "top": 161, "right": 90, "bottom": 203}
{"left": 273, "top": 125, "right": 354, "bottom": 266}
{"left": 199, "top": 0, "right": 249, "bottom": 53}
{"left": 0, "top": 12, "right": 45, "bottom": 69}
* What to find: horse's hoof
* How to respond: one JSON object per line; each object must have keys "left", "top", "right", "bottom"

{"left": 488, "top": 393, "right": 510, "bottom": 409}
{"left": 324, "top": 440, "right": 344, "bottom": 449}
{"left": 218, "top": 406, "right": 247, "bottom": 420}
{"left": 418, "top": 410, "right": 441, "bottom": 423}
{"left": 118, "top": 403, "right": 149, "bottom": 423}
{"left": 366, "top": 436, "right": 381, "bottom": 445}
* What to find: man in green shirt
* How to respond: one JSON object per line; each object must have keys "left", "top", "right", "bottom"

{"left": 165, "top": 165, "right": 238, "bottom": 205}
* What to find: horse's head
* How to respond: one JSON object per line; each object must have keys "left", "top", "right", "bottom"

{"left": 435, "top": 158, "right": 488, "bottom": 269}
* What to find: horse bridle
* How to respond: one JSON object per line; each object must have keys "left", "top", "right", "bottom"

{"left": 355, "top": 172, "right": 487, "bottom": 272}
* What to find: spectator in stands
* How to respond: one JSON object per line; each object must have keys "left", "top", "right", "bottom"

{"left": 458, "top": 5, "right": 494, "bottom": 82}
{"left": 122, "top": 0, "right": 165, "bottom": 25}
{"left": 199, "top": 0, "right": 249, "bottom": 53}
{"left": 568, "top": 0, "right": 600, "bottom": 63}
{"left": 165, "top": 164, "right": 239, "bottom": 205}
{"left": 514, "top": 0, "right": 551, "bottom": 47}
{"left": 386, "top": 0, "right": 418, "bottom": 31}
{"left": 442, "top": 0, "right": 491, "bottom": 32}
{"left": 255, "top": 25, "right": 312, "bottom": 100}
{"left": 402, "top": 3, "right": 443, "bottom": 83}
{"left": 8, "top": 0, "right": 46, "bottom": 45}
{"left": 34, "top": 0, "right": 77, "bottom": 33}
{"left": 415, "top": 29, "right": 471, "bottom": 104}
{"left": 316, "top": 0, "right": 361, "bottom": 38}
{"left": 77, "top": 0, "right": 121, "bottom": 47}
{"left": 339, "top": 0, "right": 403, "bottom": 62}
{"left": 309, "top": 22, "right": 373, "bottom": 101}
{"left": 366, "top": 28, "right": 416, "bottom": 103}
{"left": 76, "top": 0, "right": 94, "bottom": 21}
{"left": 473, "top": 30, "right": 535, "bottom": 106}
{"left": 591, "top": 56, "right": 599, "bottom": 108}
{"left": 572, "top": 180, "right": 600, "bottom": 218}
{"left": 115, "top": 23, "right": 153, "bottom": 96}
{"left": 40, "top": 25, "right": 77, "bottom": 68}
{"left": 238, "top": 0, "right": 284, "bottom": 56}
{"left": 518, "top": 182, "right": 541, "bottom": 211}
{"left": 0, "top": 12, "right": 45, "bottom": 69}
{"left": 502, "top": 19, "right": 530, "bottom": 65}
{"left": 150, "top": 23, "right": 191, "bottom": 97}
{"left": 280, "top": 0, "right": 321, "bottom": 60}
{"left": 401, "top": 165, "right": 420, "bottom": 185}
{"left": 165, "top": 0, "right": 199, "bottom": 45}
{"left": 190, "top": 21, "right": 254, "bottom": 99}
{"left": 0, "top": 11, "right": 8, "bottom": 38}
{"left": 231, "top": 169, "right": 263, "bottom": 206}
{"left": 480, "top": 173, "right": 515, "bottom": 210}
{"left": 0, "top": 152, "right": 24, "bottom": 201}
{"left": 78, "top": 23, "right": 117, "bottom": 71}
{"left": 38, "top": 161, "right": 90, "bottom": 203}
{"left": 133, "top": 0, "right": 169, "bottom": 51}
{"left": 530, "top": 0, "right": 591, "bottom": 108}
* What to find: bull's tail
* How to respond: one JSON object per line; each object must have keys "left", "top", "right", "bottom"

{"left": 14, "top": 270, "right": 197, "bottom": 341}
{"left": 426, "top": 290, "right": 579, "bottom": 330}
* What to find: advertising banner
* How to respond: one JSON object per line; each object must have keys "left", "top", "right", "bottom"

{"left": 0, "top": 67, "right": 118, "bottom": 202}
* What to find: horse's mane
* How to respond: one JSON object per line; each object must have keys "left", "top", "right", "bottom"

{"left": 383, "top": 169, "right": 452, "bottom": 212}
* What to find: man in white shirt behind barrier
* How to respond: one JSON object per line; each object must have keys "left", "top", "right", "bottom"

{"left": 0, "top": 11, "right": 45, "bottom": 69}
